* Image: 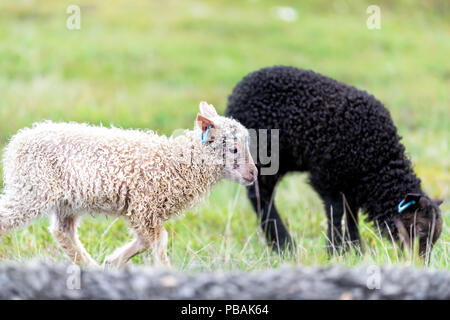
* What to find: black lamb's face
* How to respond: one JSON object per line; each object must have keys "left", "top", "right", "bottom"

{"left": 394, "top": 194, "right": 443, "bottom": 260}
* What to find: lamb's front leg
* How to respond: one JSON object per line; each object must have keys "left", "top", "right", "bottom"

{"left": 103, "top": 235, "right": 149, "bottom": 268}
{"left": 150, "top": 225, "right": 170, "bottom": 267}
{"left": 103, "top": 225, "right": 170, "bottom": 268}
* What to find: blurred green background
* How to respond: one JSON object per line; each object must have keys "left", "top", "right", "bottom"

{"left": 0, "top": 0, "right": 448, "bottom": 270}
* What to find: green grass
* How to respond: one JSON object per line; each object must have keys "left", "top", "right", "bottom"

{"left": 0, "top": 0, "right": 448, "bottom": 271}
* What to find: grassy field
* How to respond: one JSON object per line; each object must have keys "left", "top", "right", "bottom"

{"left": 0, "top": 0, "right": 448, "bottom": 271}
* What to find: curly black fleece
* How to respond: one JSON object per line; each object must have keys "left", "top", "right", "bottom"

{"left": 226, "top": 66, "right": 424, "bottom": 250}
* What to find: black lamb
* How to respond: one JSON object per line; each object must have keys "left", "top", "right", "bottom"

{"left": 226, "top": 66, "right": 443, "bottom": 257}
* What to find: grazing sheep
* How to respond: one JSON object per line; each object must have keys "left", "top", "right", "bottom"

{"left": 0, "top": 102, "right": 257, "bottom": 267}
{"left": 226, "top": 66, "right": 443, "bottom": 258}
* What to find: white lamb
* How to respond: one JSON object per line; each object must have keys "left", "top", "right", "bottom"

{"left": 0, "top": 102, "right": 257, "bottom": 267}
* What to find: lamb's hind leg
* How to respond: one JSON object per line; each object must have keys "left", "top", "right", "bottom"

{"left": 322, "top": 194, "right": 345, "bottom": 255}
{"left": 103, "top": 225, "right": 169, "bottom": 268}
{"left": 49, "top": 211, "right": 98, "bottom": 267}
{"left": 343, "top": 200, "right": 361, "bottom": 252}
{"left": 248, "top": 172, "right": 294, "bottom": 252}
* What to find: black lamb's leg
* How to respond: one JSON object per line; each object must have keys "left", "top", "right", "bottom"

{"left": 343, "top": 198, "right": 361, "bottom": 252}
{"left": 322, "top": 194, "right": 346, "bottom": 255}
{"left": 247, "top": 173, "right": 294, "bottom": 252}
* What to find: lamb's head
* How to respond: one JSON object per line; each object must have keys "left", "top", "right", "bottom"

{"left": 195, "top": 101, "right": 257, "bottom": 186}
{"left": 393, "top": 193, "right": 443, "bottom": 260}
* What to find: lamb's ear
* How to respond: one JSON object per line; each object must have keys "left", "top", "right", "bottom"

{"left": 199, "top": 101, "right": 218, "bottom": 118}
{"left": 419, "top": 197, "right": 430, "bottom": 209}
{"left": 433, "top": 199, "right": 443, "bottom": 207}
{"left": 403, "top": 193, "right": 422, "bottom": 210}
{"left": 196, "top": 114, "right": 216, "bottom": 133}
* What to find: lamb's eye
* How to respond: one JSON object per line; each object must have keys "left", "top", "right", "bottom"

{"left": 229, "top": 147, "right": 238, "bottom": 154}
{"left": 417, "top": 225, "right": 426, "bottom": 235}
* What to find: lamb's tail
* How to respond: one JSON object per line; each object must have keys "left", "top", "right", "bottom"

{"left": 0, "top": 191, "right": 35, "bottom": 236}
{"left": 0, "top": 194, "right": 8, "bottom": 235}
{"left": 0, "top": 193, "right": 13, "bottom": 235}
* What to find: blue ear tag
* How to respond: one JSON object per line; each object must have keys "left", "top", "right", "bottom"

{"left": 398, "top": 200, "right": 416, "bottom": 213}
{"left": 201, "top": 125, "right": 212, "bottom": 145}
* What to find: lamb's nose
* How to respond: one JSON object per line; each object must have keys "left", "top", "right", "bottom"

{"left": 243, "top": 168, "right": 257, "bottom": 183}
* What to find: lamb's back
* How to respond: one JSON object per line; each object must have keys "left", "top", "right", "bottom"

{"left": 227, "top": 66, "right": 403, "bottom": 178}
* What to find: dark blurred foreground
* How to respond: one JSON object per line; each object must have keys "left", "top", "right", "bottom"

{"left": 0, "top": 261, "right": 448, "bottom": 300}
